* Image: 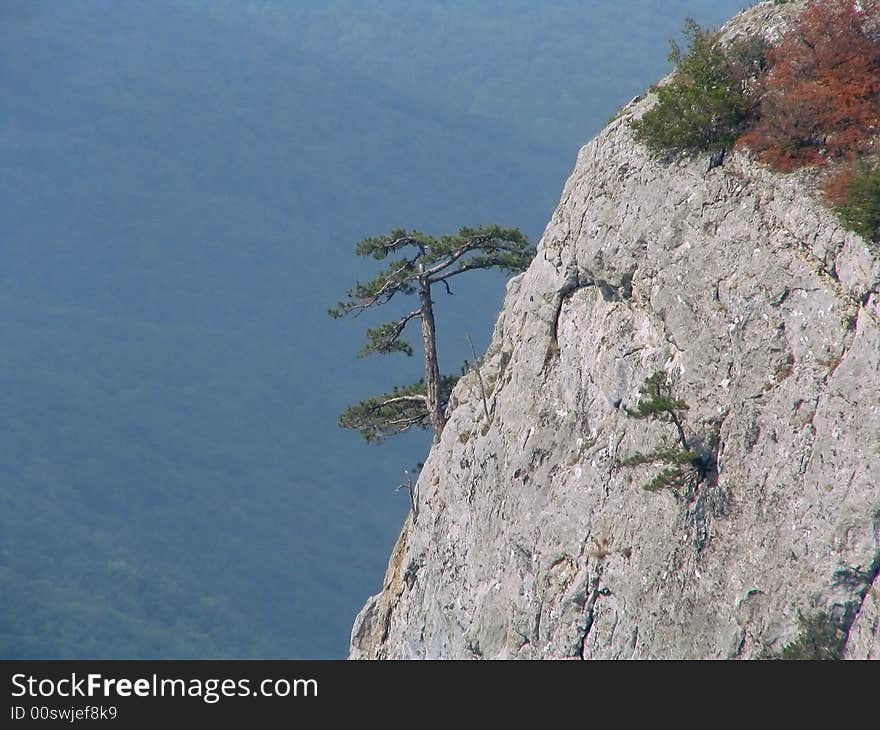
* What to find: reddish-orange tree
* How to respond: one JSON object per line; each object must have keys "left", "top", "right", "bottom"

{"left": 737, "top": 0, "right": 880, "bottom": 171}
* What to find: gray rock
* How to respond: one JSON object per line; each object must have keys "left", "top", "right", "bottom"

{"left": 350, "top": 1, "right": 880, "bottom": 660}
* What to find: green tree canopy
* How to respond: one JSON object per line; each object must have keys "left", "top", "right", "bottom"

{"left": 631, "top": 19, "right": 755, "bottom": 155}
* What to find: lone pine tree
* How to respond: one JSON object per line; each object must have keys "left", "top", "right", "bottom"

{"left": 330, "top": 225, "right": 534, "bottom": 443}
{"left": 621, "top": 370, "right": 702, "bottom": 493}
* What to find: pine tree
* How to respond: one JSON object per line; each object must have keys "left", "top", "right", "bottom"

{"left": 621, "top": 371, "right": 702, "bottom": 493}
{"left": 330, "top": 225, "right": 534, "bottom": 443}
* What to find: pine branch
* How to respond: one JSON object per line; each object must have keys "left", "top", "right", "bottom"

{"left": 328, "top": 257, "right": 420, "bottom": 318}
{"left": 359, "top": 310, "right": 422, "bottom": 357}
{"left": 339, "top": 375, "right": 460, "bottom": 443}
{"left": 624, "top": 370, "right": 689, "bottom": 450}
{"left": 642, "top": 465, "right": 697, "bottom": 493}
{"left": 430, "top": 249, "right": 534, "bottom": 283}
{"left": 355, "top": 229, "right": 434, "bottom": 260}
{"left": 423, "top": 227, "right": 533, "bottom": 278}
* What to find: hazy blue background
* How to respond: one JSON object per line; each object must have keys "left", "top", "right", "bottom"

{"left": 2, "top": 0, "right": 745, "bottom": 658}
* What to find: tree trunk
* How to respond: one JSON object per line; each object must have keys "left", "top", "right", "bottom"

{"left": 418, "top": 275, "right": 446, "bottom": 440}
{"left": 670, "top": 412, "right": 689, "bottom": 452}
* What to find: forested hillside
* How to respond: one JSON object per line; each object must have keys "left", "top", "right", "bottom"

{"left": 182, "top": 0, "right": 746, "bottom": 151}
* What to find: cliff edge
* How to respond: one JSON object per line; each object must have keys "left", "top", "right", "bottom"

{"left": 350, "top": 1, "right": 880, "bottom": 659}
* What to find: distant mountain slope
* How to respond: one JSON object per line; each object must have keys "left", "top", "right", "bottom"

{"left": 179, "top": 0, "right": 748, "bottom": 151}
{"left": 1, "top": 0, "right": 568, "bottom": 658}
{"left": 2, "top": 0, "right": 565, "bottom": 326}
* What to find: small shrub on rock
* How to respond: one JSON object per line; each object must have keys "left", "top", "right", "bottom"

{"left": 621, "top": 371, "right": 706, "bottom": 495}
{"left": 825, "top": 163, "right": 880, "bottom": 243}
{"left": 630, "top": 19, "right": 756, "bottom": 157}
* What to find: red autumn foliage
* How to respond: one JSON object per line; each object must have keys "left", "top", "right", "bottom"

{"left": 736, "top": 0, "right": 880, "bottom": 171}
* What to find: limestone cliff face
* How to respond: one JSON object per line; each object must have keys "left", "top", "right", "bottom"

{"left": 350, "top": 2, "right": 880, "bottom": 659}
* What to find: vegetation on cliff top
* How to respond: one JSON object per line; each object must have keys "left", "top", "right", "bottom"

{"left": 632, "top": 0, "right": 880, "bottom": 244}
{"left": 630, "top": 19, "right": 758, "bottom": 156}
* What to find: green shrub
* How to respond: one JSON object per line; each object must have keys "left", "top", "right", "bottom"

{"left": 630, "top": 19, "right": 754, "bottom": 156}
{"left": 828, "top": 164, "right": 880, "bottom": 244}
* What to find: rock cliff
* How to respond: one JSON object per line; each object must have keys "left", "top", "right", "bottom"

{"left": 350, "top": 1, "right": 880, "bottom": 659}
